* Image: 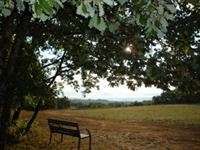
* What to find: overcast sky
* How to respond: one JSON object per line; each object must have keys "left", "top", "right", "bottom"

{"left": 44, "top": 47, "right": 163, "bottom": 102}
{"left": 62, "top": 79, "right": 163, "bottom": 101}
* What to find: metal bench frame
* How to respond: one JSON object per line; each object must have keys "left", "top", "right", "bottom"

{"left": 48, "top": 118, "right": 91, "bottom": 150}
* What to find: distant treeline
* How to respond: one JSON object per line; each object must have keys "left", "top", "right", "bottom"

{"left": 153, "top": 91, "right": 200, "bottom": 104}
{"left": 22, "top": 91, "right": 200, "bottom": 110}
{"left": 22, "top": 97, "right": 153, "bottom": 110}
{"left": 69, "top": 99, "right": 153, "bottom": 109}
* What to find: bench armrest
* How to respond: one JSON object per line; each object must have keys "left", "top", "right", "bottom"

{"left": 85, "top": 128, "right": 91, "bottom": 137}
{"left": 80, "top": 128, "right": 91, "bottom": 137}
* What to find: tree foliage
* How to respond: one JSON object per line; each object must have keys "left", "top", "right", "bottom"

{"left": 153, "top": 90, "right": 200, "bottom": 104}
{"left": 0, "top": 0, "right": 176, "bottom": 35}
{"left": 145, "top": 1, "right": 200, "bottom": 96}
{"left": 0, "top": 0, "right": 199, "bottom": 148}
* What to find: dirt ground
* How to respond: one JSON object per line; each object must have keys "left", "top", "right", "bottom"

{"left": 8, "top": 109, "right": 200, "bottom": 150}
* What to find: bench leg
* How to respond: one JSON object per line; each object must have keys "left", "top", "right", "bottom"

{"left": 49, "top": 132, "right": 52, "bottom": 144}
{"left": 89, "top": 136, "right": 91, "bottom": 150}
{"left": 77, "top": 138, "right": 81, "bottom": 150}
{"left": 61, "top": 134, "right": 63, "bottom": 143}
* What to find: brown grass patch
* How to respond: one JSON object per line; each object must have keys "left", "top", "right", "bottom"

{"left": 7, "top": 105, "right": 200, "bottom": 150}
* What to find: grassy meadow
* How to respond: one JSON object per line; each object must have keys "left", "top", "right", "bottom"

{"left": 8, "top": 104, "right": 200, "bottom": 150}
{"left": 61, "top": 105, "right": 200, "bottom": 125}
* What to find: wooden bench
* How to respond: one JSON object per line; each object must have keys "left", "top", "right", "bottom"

{"left": 48, "top": 118, "right": 91, "bottom": 150}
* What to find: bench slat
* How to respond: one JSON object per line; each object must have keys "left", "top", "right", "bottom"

{"left": 50, "top": 127, "right": 80, "bottom": 137}
{"left": 48, "top": 118, "right": 78, "bottom": 127}
{"left": 48, "top": 118, "right": 80, "bottom": 137}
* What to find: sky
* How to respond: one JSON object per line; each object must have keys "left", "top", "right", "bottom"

{"left": 62, "top": 79, "right": 163, "bottom": 101}
{"left": 44, "top": 47, "right": 163, "bottom": 102}
{"left": 59, "top": 45, "right": 163, "bottom": 102}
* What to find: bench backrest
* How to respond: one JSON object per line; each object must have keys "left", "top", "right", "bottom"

{"left": 48, "top": 118, "right": 80, "bottom": 137}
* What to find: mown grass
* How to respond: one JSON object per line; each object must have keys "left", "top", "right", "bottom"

{"left": 65, "top": 105, "right": 200, "bottom": 125}
{"left": 7, "top": 104, "right": 200, "bottom": 150}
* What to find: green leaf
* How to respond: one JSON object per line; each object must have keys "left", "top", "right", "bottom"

{"left": 164, "top": 12, "right": 174, "bottom": 20}
{"left": 55, "top": 0, "right": 64, "bottom": 8}
{"left": 89, "top": 15, "right": 98, "bottom": 28}
{"left": 160, "top": 18, "right": 168, "bottom": 32}
{"left": 16, "top": 0, "right": 25, "bottom": 11}
{"left": 2, "top": 8, "right": 11, "bottom": 17}
{"left": 117, "top": 0, "right": 128, "bottom": 5}
{"left": 33, "top": 2, "right": 43, "bottom": 16}
{"left": 40, "top": 13, "right": 49, "bottom": 21}
{"left": 103, "top": 0, "right": 114, "bottom": 6}
{"left": 157, "top": 29, "right": 165, "bottom": 38}
{"left": 38, "top": 0, "right": 53, "bottom": 15}
{"left": 85, "top": 2, "right": 95, "bottom": 17}
{"left": 165, "top": 4, "right": 176, "bottom": 14}
{"left": 139, "top": 15, "right": 147, "bottom": 25}
{"left": 76, "top": 2, "right": 89, "bottom": 18}
{"left": 158, "top": 5, "right": 164, "bottom": 15}
{"left": 89, "top": 15, "right": 107, "bottom": 32}
{"left": 98, "top": 18, "right": 107, "bottom": 32}
{"left": 98, "top": 3, "right": 104, "bottom": 16}
{"left": 0, "top": 1, "right": 4, "bottom": 9}
{"left": 109, "top": 22, "right": 120, "bottom": 33}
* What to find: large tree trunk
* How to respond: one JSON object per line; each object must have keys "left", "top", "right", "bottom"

{"left": 0, "top": 11, "right": 16, "bottom": 149}
{"left": 0, "top": 93, "right": 12, "bottom": 149}
{"left": 0, "top": 6, "right": 31, "bottom": 148}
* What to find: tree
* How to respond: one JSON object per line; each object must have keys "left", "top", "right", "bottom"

{"left": 0, "top": 0, "right": 178, "bottom": 148}
{"left": 153, "top": 90, "right": 200, "bottom": 104}
{"left": 145, "top": 1, "right": 200, "bottom": 99}
{"left": 10, "top": 47, "right": 56, "bottom": 123}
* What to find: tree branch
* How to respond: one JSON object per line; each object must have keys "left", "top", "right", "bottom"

{"left": 47, "top": 50, "right": 67, "bottom": 87}
{"left": 42, "top": 59, "right": 60, "bottom": 69}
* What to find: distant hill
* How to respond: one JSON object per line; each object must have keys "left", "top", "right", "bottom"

{"left": 69, "top": 98, "right": 153, "bottom": 108}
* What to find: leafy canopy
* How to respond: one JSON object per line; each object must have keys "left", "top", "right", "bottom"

{"left": 0, "top": 0, "right": 176, "bottom": 36}
{"left": 145, "top": 1, "right": 200, "bottom": 95}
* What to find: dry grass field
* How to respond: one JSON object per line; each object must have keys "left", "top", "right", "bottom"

{"left": 8, "top": 105, "right": 200, "bottom": 150}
